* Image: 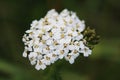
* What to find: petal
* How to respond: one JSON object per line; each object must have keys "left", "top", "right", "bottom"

{"left": 41, "top": 64, "right": 46, "bottom": 70}
{"left": 23, "top": 51, "right": 27, "bottom": 57}
{"left": 35, "top": 61, "right": 41, "bottom": 70}
{"left": 69, "top": 58, "right": 75, "bottom": 64}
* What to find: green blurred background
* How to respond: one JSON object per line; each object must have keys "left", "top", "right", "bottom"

{"left": 0, "top": 0, "right": 120, "bottom": 80}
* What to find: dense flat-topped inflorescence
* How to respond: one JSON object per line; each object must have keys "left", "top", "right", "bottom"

{"left": 22, "top": 9, "right": 94, "bottom": 70}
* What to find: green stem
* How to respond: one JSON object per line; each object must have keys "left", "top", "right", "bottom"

{"left": 44, "top": 60, "right": 63, "bottom": 80}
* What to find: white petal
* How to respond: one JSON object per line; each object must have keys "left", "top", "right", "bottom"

{"left": 30, "top": 59, "right": 37, "bottom": 65}
{"left": 34, "top": 47, "right": 40, "bottom": 52}
{"left": 28, "top": 52, "right": 37, "bottom": 58}
{"left": 59, "top": 39, "right": 66, "bottom": 44}
{"left": 46, "top": 39, "right": 53, "bottom": 45}
{"left": 68, "top": 45, "right": 75, "bottom": 50}
{"left": 72, "top": 31, "right": 78, "bottom": 36}
{"left": 23, "top": 51, "right": 27, "bottom": 57}
{"left": 69, "top": 58, "right": 75, "bottom": 64}
{"left": 77, "top": 21, "right": 85, "bottom": 32}
{"left": 59, "top": 54, "right": 64, "bottom": 59}
{"left": 73, "top": 53, "right": 79, "bottom": 59}
{"left": 44, "top": 61, "right": 51, "bottom": 65}
{"left": 75, "top": 34, "right": 83, "bottom": 40}
{"left": 53, "top": 33, "right": 61, "bottom": 40}
{"left": 41, "top": 64, "right": 46, "bottom": 70}
{"left": 35, "top": 65, "right": 40, "bottom": 70}
{"left": 37, "top": 55, "right": 42, "bottom": 60}
{"left": 35, "top": 61, "right": 41, "bottom": 70}
{"left": 64, "top": 36, "right": 71, "bottom": 44}
{"left": 83, "top": 53, "right": 89, "bottom": 57}
{"left": 49, "top": 45, "right": 54, "bottom": 50}
{"left": 60, "top": 9, "right": 69, "bottom": 17}
{"left": 42, "top": 35, "right": 49, "bottom": 40}
{"left": 79, "top": 41, "right": 85, "bottom": 49}
{"left": 31, "top": 20, "right": 38, "bottom": 28}
{"left": 26, "top": 30, "right": 32, "bottom": 33}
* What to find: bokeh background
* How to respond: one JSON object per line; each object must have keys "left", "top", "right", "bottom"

{"left": 0, "top": 0, "right": 120, "bottom": 80}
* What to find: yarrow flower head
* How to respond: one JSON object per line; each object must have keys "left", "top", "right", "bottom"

{"left": 22, "top": 9, "right": 100, "bottom": 70}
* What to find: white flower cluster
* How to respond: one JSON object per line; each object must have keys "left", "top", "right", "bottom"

{"left": 22, "top": 9, "right": 92, "bottom": 70}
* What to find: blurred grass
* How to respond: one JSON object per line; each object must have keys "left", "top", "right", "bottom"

{"left": 92, "top": 38, "right": 120, "bottom": 61}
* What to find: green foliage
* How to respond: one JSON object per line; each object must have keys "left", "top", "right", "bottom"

{"left": 43, "top": 60, "right": 63, "bottom": 80}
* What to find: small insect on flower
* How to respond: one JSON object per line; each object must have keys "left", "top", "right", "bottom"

{"left": 22, "top": 9, "right": 99, "bottom": 70}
